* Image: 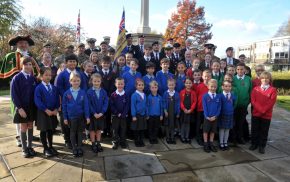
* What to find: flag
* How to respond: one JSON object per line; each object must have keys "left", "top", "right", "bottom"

{"left": 114, "top": 8, "right": 127, "bottom": 60}
{"left": 76, "top": 9, "right": 80, "bottom": 43}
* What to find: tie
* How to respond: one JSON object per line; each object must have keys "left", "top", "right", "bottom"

{"left": 105, "top": 72, "right": 108, "bottom": 76}
{"left": 146, "top": 57, "right": 149, "bottom": 61}
{"left": 155, "top": 53, "right": 158, "bottom": 60}
{"left": 25, "top": 74, "right": 29, "bottom": 79}
{"left": 212, "top": 93, "right": 215, "bottom": 99}
{"left": 140, "top": 45, "right": 143, "bottom": 53}
{"left": 226, "top": 93, "right": 229, "bottom": 100}
{"left": 239, "top": 77, "right": 242, "bottom": 80}
{"left": 132, "top": 72, "right": 136, "bottom": 76}
{"left": 47, "top": 84, "right": 52, "bottom": 94}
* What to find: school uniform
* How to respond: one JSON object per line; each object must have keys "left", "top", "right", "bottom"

{"left": 156, "top": 70, "right": 174, "bottom": 95}
{"left": 164, "top": 54, "right": 176, "bottom": 74}
{"left": 116, "top": 65, "right": 130, "bottom": 77}
{"left": 99, "top": 69, "right": 116, "bottom": 96}
{"left": 138, "top": 56, "right": 152, "bottom": 76}
{"left": 147, "top": 93, "right": 163, "bottom": 142}
{"left": 184, "top": 60, "right": 192, "bottom": 69}
{"left": 192, "top": 80, "right": 201, "bottom": 92}
{"left": 110, "top": 90, "right": 129, "bottom": 144}
{"left": 175, "top": 74, "right": 186, "bottom": 93}
{"left": 212, "top": 71, "right": 223, "bottom": 92}
{"left": 199, "top": 61, "right": 211, "bottom": 71}
{"left": 180, "top": 89, "right": 197, "bottom": 140}
{"left": 163, "top": 90, "right": 180, "bottom": 141}
{"left": 252, "top": 78, "right": 261, "bottom": 88}
{"left": 87, "top": 88, "right": 108, "bottom": 131}
{"left": 80, "top": 71, "right": 91, "bottom": 91}
{"left": 34, "top": 82, "right": 59, "bottom": 131}
{"left": 39, "top": 63, "right": 58, "bottom": 84}
{"left": 202, "top": 92, "right": 221, "bottom": 133}
{"left": 122, "top": 70, "right": 142, "bottom": 97}
{"left": 150, "top": 51, "right": 162, "bottom": 72}
{"left": 11, "top": 71, "right": 37, "bottom": 123}
{"left": 143, "top": 74, "right": 156, "bottom": 95}
{"left": 251, "top": 85, "right": 277, "bottom": 148}
{"left": 131, "top": 91, "right": 147, "bottom": 131}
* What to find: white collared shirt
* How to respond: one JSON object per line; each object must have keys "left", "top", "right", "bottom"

{"left": 223, "top": 91, "right": 231, "bottom": 98}
{"left": 178, "top": 74, "right": 185, "bottom": 78}
{"left": 161, "top": 70, "right": 169, "bottom": 74}
{"left": 116, "top": 89, "right": 125, "bottom": 96}
{"left": 21, "top": 70, "right": 31, "bottom": 79}
{"left": 236, "top": 74, "right": 245, "bottom": 80}
{"left": 136, "top": 90, "right": 145, "bottom": 99}
{"left": 167, "top": 90, "right": 175, "bottom": 97}
{"left": 208, "top": 91, "right": 216, "bottom": 99}
{"left": 212, "top": 72, "right": 219, "bottom": 77}
{"left": 42, "top": 81, "right": 51, "bottom": 91}
{"left": 227, "top": 57, "right": 233, "bottom": 65}
{"left": 146, "top": 74, "right": 155, "bottom": 79}
{"left": 194, "top": 80, "right": 200, "bottom": 84}
{"left": 144, "top": 56, "right": 151, "bottom": 61}
{"left": 102, "top": 69, "right": 109, "bottom": 75}
{"left": 261, "top": 84, "right": 270, "bottom": 91}
{"left": 17, "top": 49, "right": 29, "bottom": 57}
{"left": 66, "top": 68, "right": 76, "bottom": 74}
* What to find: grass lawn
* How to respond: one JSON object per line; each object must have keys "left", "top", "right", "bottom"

{"left": 0, "top": 89, "right": 10, "bottom": 96}
{"left": 277, "top": 95, "right": 290, "bottom": 111}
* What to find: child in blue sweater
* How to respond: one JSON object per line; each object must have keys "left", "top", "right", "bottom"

{"left": 34, "top": 67, "right": 59, "bottom": 157}
{"left": 147, "top": 80, "right": 163, "bottom": 144}
{"left": 131, "top": 79, "right": 147, "bottom": 147}
{"left": 143, "top": 62, "right": 156, "bottom": 95}
{"left": 219, "top": 80, "right": 237, "bottom": 151}
{"left": 175, "top": 62, "right": 186, "bottom": 93}
{"left": 87, "top": 73, "right": 108, "bottom": 153}
{"left": 80, "top": 61, "right": 94, "bottom": 91}
{"left": 163, "top": 78, "right": 180, "bottom": 144}
{"left": 62, "top": 72, "right": 90, "bottom": 157}
{"left": 202, "top": 79, "right": 221, "bottom": 153}
{"left": 156, "top": 58, "right": 174, "bottom": 95}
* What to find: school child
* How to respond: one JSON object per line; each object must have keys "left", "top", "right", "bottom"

{"left": 143, "top": 62, "right": 156, "bottom": 95}
{"left": 56, "top": 54, "right": 83, "bottom": 148}
{"left": 186, "top": 58, "right": 200, "bottom": 79}
{"left": 218, "top": 73, "right": 236, "bottom": 93}
{"left": 219, "top": 80, "right": 237, "bottom": 151}
{"left": 147, "top": 81, "right": 163, "bottom": 144}
{"left": 131, "top": 79, "right": 147, "bottom": 147}
{"left": 195, "top": 70, "right": 212, "bottom": 145}
{"left": 110, "top": 78, "right": 130, "bottom": 149}
{"left": 226, "top": 65, "right": 236, "bottom": 77}
{"left": 62, "top": 72, "right": 90, "bottom": 157}
{"left": 233, "top": 63, "right": 252, "bottom": 144}
{"left": 115, "top": 55, "right": 130, "bottom": 77}
{"left": 175, "top": 62, "right": 186, "bottom": 93}
{"left": 199, "top": 53, "right": 212, "bottom": 71}
{"left": 250, "top": 71, "right": 277, "bottom": 154}
{"left": 125, "top": 52, "right": 134, "bottom": 68}
{"left": 87, "top": 73, "right": 108, "bottom": 153}
{"left": 122, "top": 58, "right": 142, "bottom": 97}
{"left": 11, "top": 57, "right": 37, "bottom": 158}
{"left": 192, "top": 69, "right": 202, "bottom": 91}
{"left": 34, "top": 67, "right": 59, "bottom": 157}
{"left": 179, "top": 78, "right": 197, "bottom": 143}
{"left": 202, "top": 79, "right": 221, "bottom": 153}
{"left": 252, "top": 64, "right": 265, "bottom": 88}
{"left": 220, "top": 59, "right": 227, "bottom": 76}
{"left": 80, "top": 61, "right": 94, "bottom": 90}
{"left": 156, "top": 58, "right": 174, "bottom": 95}
{"left": 163, "top": 79, "right": 180, "bottom": 144}
{"left": 211, "top": 61, "right": 223, "bottom": 90}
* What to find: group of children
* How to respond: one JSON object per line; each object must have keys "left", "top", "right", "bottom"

{"left": 11, "top": 53, "right": 277, "bottom": 158}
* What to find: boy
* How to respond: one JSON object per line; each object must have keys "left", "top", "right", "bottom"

{"left": 147, "top": 81, "right": 163, "bottom": 144}
{"left": 202, "top": 79, "right": 221, "bottom": 153}
{"left": 233, "top": 63, "right": 252, "bottom": 144}
{"left": 80, "top": 61, "right": 94, "bottom": 91}
{"left": 138, "top": 44, "right": 153, "bottom": 76}
{"left": 122, "top": 58, "right": 142, "bottom": 97}
{"left": 211, "top": 61, "right": 223, "bottom": 88}
{"left": 143, "top": 62, "right": 156, "bottom": 95}
{"left": 226, "top": 65, "right": 236, "bottom": 76}
{"left": 110, "top": 78, "right": 130, "bottom": 149}
{"left": 195, "top": 70, "right": 212, "bottom": 145}
{"left": 186, "top": 58, "right": 200, "bottom": 78}
{"left": 156, "top": 58, "right": 174, "bottom": 95}
{"left": 252, "top": 64, "right": 265, "bottom": 88}
{"left": 56, "top": 54, "right": 83, "bottom": 148}
{"left": 192, "top": 69, "right": 202, "bottom": 91}
{"left": 11, "top": 57, "right": 37, "bottom": 158}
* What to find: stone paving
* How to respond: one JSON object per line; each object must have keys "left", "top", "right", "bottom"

{"left": 1, "top": 96, "right": 290, "bottom": 182}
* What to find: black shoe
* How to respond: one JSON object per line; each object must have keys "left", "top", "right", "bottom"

{"left": 112, "top": 142, "right": 119, "bottom": 150}
{"left": 49, "top": 147, "right": 58, "bottom": 156}
{"left": 209, "top": 144, "right": 217, "bottom": 152}
{"left": 197, "top": 139, "right": 204, "bottom": 146}
{"left": 139, "top": 140, "right": 145, "bottom": 147}
{"left": 32, "top": 136, "right": 40, "bottom": 141}
{"left": 96, "top": 143, "right": 103, "bottom": 152}
{"left": 149, "top": 139, "right": 154, "bottom": 144}
{"left": 186, "top": 139, "right": 191, "bottom": 144}
{"left": 181, "top": 138, "right": 185, "bottom": 143}
{"left": 166, "top": 138, "right": 171, "bottom": 144}
{"left": 204, "top": 144, "right": 210, "bottom": 153}
{"left": 238, "top": 138, "right": 246, "bottom": 145}
{"left": 153, "top": 139, "right": 159, "bottom": 144}
{"left": 72, "top": 149, "right": 78, "bottom": 157}
{"left": 219, "top": 145, "right": 225, "bottom": 151}
{"left": 44, "top": 149, "right": 53, "bottom": 157}
{"left": 92, "top": 144, "right": 98, "bottom": 153}
{"left": 249, "top": 145, "right": 258, "bottom": 151}
{"left": 259, "top": 147, "right": 265, "bottom": 154}
{"left": 65, "top": 142, "right": 72, "bottom": 149}
{"left": 77, "top": 148, "right": 83, "bottom": 157}
{"left": 134, "top": 140, "right": 141, "bottom": 147}
{"left": 171, "top": 138, "right": 176, "bottom": 145}
{"left": 28, "top": 147, "right": 36, "bottom": 156}
{"left": 224, "top": 145, "right": 229, "bottom": 150}
{"left": 120, "top": 142, "right": 127, "bottom": 149}
{"left": 22, "top": 149, "right": 31, "bottom": 158}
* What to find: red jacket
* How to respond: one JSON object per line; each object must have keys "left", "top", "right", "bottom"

{"left": 251, "top": 86, "right": 277, "bottom": 120}
{"left": 196, "top": 82, "right": 208, "bottom": 112}
{"left": 179, "top": 89, "right": 197, "bottom": 113}
{"left": 252, "top": 78, "right": 261, "bottom": 89}
{"left": 186, "top": 68, "right": 194, "bottom": 79}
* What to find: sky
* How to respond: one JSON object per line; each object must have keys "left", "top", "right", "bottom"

{"left": 20, "top": 0, "right": 290, "bottom": 57}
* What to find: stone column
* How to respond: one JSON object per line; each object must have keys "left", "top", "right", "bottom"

{"left": 137, "top": 0, "right": 151, "bottom": 34}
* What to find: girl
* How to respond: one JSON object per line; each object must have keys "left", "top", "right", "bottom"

{"left": 62, "top": 72, "right": 90, "bottom": 157}
{"left": 87, "top": 73, "right": 108, "bottom": 153}
{"left": 179, "top": 78, "right": 197, "bottom": 143}
{"left": 89, "top": 52, "right": 102, "bottom": 73}
{"left": 163, "top": 79, "right": 180, "bottom": 144}
{"left": 11, "top": 57, "right": 37, "bottom": 158}
{"left": 252, "top": 64, "right": 265, "bottom": 88}
{"left": 131, "top": 79, "right": 147, "bottom": 147}
{"left": 34, "top": 67, "right": 59, "bottom": 157}
{"left": 220, "top": 59, "right": 227, "bottom": 76}
{"left": 116, "top": 55, "right": 129, "bottom": 77}
{"left": 175, "top": 62, "right": 186, "bottom": 93}
{"left": 219, "top": 80, "right": 237, "bottom": 151}
{"left": 250, "top": 71, "right": 277, "bottom": 154}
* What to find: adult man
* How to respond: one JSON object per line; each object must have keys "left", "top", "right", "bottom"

{"left": 122, "top": 33, "right": 140, "bottom": 58}
{"left": 162, "top": 44, "right": 176, "bottom": 73}
{"left": 200, "top": 43, "right": 220, "bottom": 62}
{"left": 103, "top": 36, "right": 112, "bottom": 49}
{"left": 184, "top": 50, "right": 193, "bottom": 69}
{"left": 180, "top": 38, "right": 192, "bottom": 57}
{"left": 221, "top": 47, "right": 239, "bottom": 66}
{"left": 138, "top": 34, "right": 145, "bottom": 57}
{"left": 77, "top": 43, "right": 89, "bottom": 66}
{"left": 100, "top": 41, "right": 109, "bottom": 57}
{"left": 239, "top": 54, "right": 251, "bottom": 77}
{"left": 173, "top": 43, "right": 182, "bottom": 62}
{"left": 84, "top": 38, "right": 97, "bottom": 56}
{"left": 138, "top": 44, "right": 153, "bottom": 75}
{"left": 54, "top": 44, "right": 74, "bottom": 68}
{"left": 150, "top": 41, "right": 162, "bottom": 72}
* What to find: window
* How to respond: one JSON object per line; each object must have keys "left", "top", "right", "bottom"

{"left": 280, "top": 52, "right": 285, "bottom": 58}
{"left": 285, "top": 53, "right": 288, "bottom": 59}
{"left": 275, "top": 53, "right": 279, "bottom": 58}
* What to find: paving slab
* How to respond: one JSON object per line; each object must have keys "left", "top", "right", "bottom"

{"left": 11, "top": 159, "right": 57, "bottom": 182}
{"left": 128, "top": 139, "right": 169, "bottom": 153}
{"left": 82, "top": 157, "right": 106, "bottom": 182}
{"left": 161, "top": 138, "right": 193, "bottom": 150}
{"left": 190, "top": 140, "right": 203, "bottom": 149}
{"left": 251, "top": 156, "right": 290, "bottom": 182}
{"left": 104, "top": 153, "right": 165, "bottom": 180}
{"left": 0, "top": 176, "right": 14, "bottom": 182}
{"left": 156, "top": 148, "right": 258, "bottom": 173}
{"left": 4, "top": 150, "right": 44, "bottom": 169}
{"left": 121, "top": 176, "right": 152, "bottom": 182}
{"left": 0, "top": 156, "right": 10, "bottom": 179}
{"left": 268, "top": 139, "right": 290, "bottom": 155}
{"left": 152, "top": 171, "right": 200, "bottom": 182}
{"left": 195, "top": 163, "right": 274, "bottom": 182}
{"left": 0, "top": 136, "right": 22, "bottom": 155}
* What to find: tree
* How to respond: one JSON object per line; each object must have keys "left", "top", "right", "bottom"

{"left": 274, "top": 17, "right": 290, "bottom": 37}
{"left": 163, "top": 0, "right": 212, "bottom": 46}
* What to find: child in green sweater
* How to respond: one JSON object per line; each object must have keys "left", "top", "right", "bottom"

{"left": 233, "top": 63, "right": 252, "bottom": 145}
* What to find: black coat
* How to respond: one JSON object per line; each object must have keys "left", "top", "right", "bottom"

{"left": 138, "top": 57, "right": 153, "bottom": 76}
{"left": 150, "top": 52, "right": 162, "bottom": 72}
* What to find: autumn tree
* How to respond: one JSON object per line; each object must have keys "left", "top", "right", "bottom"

{"left": 274, "top": 17, "right": 290, "bottom": 37}
{"left": 164, "top": 0, "right": 212, "bottom": 46}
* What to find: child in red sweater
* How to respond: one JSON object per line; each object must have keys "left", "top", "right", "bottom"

{"left": 252, "top": 64, "right": 265, "bottom": 88}
{"left": 250, "top": 71, "right": 277, "bottom": 154}
{"left": 195, "top": 70, "right": 211, "bottom": 145}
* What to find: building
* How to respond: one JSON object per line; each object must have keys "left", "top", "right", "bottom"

{"left": 237, "top": 36, "right": 290, "bottom": 71}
